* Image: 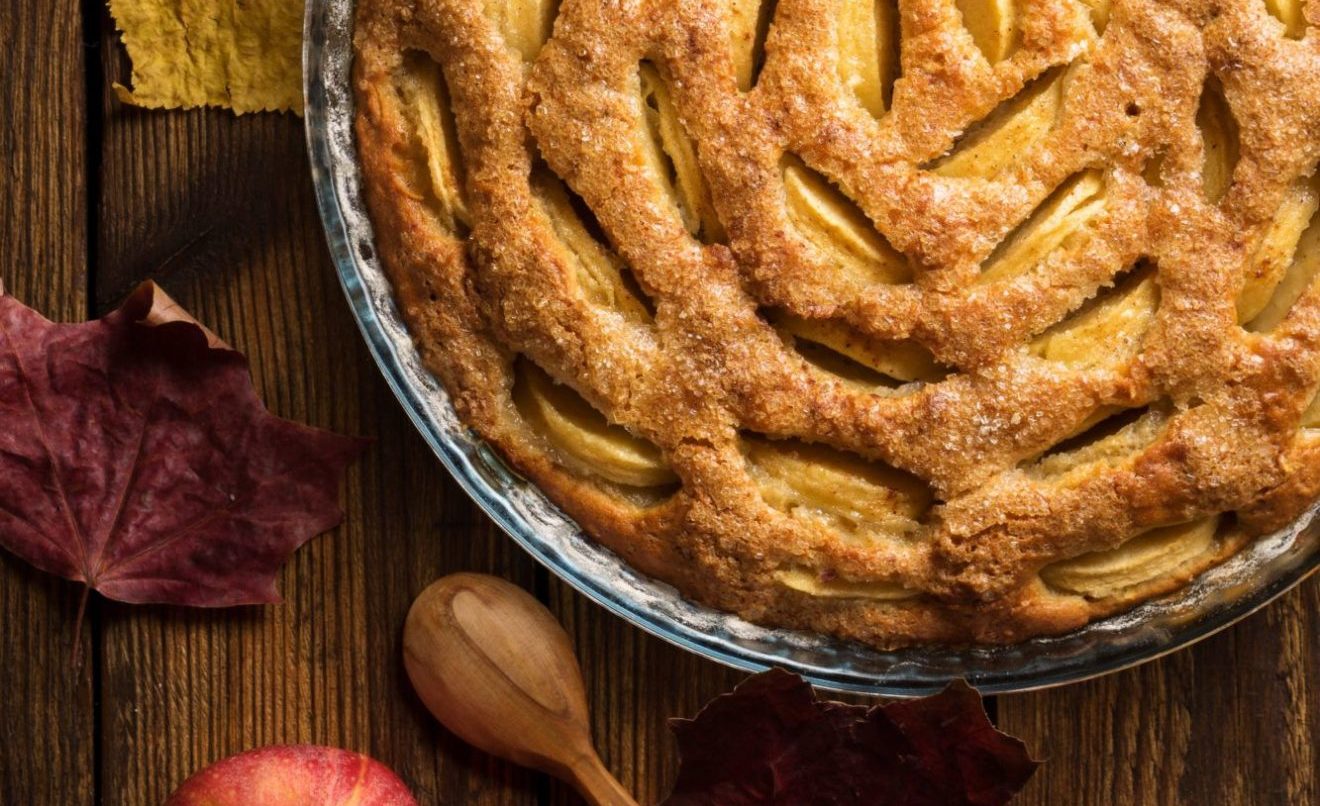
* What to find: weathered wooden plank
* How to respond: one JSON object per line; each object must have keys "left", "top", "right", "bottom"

{"left": 547, "top": 578, "right": 745, "bottom": 805}
{"left": 0, "top": 0, "right": 94, "bottom": 803}
{"left": 1001, "top": 581, "right": 1319, "bottom": 805}
{"left": 93, "top": 29, "right": 540, "bottom": 804}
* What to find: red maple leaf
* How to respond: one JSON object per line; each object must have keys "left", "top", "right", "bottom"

{"left": 0, "top": 282, "right": 366, "bottom": 631}
{"left": 663, "top": 669, "right": 1040, "bottom": 806}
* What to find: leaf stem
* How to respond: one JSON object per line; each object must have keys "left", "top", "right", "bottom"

{"left": 71, "top": 584, "right": 91, "bottom": 669}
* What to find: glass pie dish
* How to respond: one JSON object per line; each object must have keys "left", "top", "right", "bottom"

{"left": 303, "top": 0, "right": 1320, "bottom": 695}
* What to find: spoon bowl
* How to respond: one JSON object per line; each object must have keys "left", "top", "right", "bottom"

{"left": 403, "top": 573, "right": 639, "bottom": 806}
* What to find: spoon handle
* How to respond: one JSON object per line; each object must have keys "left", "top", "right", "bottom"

{"left": 568, "top": 754, "right": 642, "bottom": 806}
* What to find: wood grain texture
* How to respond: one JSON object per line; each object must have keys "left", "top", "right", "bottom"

{"left": 0, "top": 1, "right": 94, "bottom": 804}
{"left": 1000, "top": 579, "right": 1320, "bottom": 805}
{"left": 548, "top": 578, "right": 746, "bottom": 805}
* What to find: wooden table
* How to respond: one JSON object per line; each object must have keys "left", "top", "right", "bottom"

{"left": 2, "top": 4, "right": 1317, "bottom": 804}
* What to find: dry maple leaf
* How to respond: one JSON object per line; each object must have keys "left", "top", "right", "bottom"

{"left": 109, "top": 0, "right": 303, "bottom": 114}
{"left": 664, "top": 669, "right": 1040, "bottom": 806}
{"left": 0, "top": 282, "right": 366, "bottom": 630}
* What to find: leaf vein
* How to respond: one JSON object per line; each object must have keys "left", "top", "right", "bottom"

{"left": 0, "top": 312, "right": 96, "bottom": 581}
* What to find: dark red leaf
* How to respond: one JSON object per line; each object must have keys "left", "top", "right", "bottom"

{"left": 0, "top": 283, "right": 366, "bottom": 609}
{"left": 664, "top": 669, "right": 1040, "bottom": 806}
{"left": 885, "top": 680, "right": 1040, "bottom": 806}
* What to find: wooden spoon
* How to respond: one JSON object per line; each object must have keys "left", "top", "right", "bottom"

{"left": 403, "top": 573, "right": 640, "bottom": 806}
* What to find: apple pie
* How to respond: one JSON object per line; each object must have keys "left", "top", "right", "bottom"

{"left": 353, "top": 0, "right": 1320, "bottom": 646}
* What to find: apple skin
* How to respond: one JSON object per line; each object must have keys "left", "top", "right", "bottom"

{"left": 166, "top": 744, "right": 418, "bottom": 805}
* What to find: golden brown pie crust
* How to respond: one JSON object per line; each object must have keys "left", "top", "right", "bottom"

{"left": 353, "top": 0, "right": 1320, "bottom": 647}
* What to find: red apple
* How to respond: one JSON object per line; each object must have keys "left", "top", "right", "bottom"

{"left": 166, "top": 744, "right": 418, "bottom": 805}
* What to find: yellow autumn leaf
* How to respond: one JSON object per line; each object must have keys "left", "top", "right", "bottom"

{"left": 108, "top": 0, "right": 303, "bottom": 114}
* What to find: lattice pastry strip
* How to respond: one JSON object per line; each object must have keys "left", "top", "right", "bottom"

{"left": 354, "top": 0, "right": 1320, "bottom": 646}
